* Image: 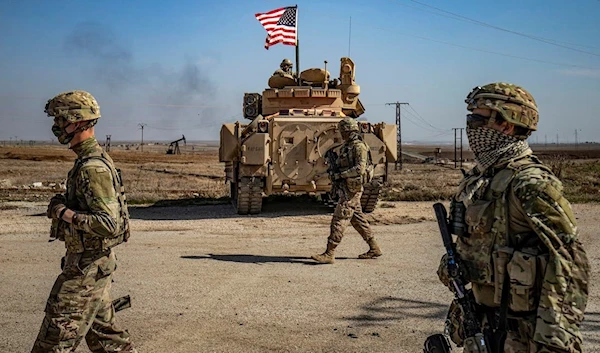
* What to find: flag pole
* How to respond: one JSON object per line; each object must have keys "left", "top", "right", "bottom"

{"left": 295, "top": 5, "right": 300, "bottom": 85}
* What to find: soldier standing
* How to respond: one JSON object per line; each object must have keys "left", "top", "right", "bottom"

{"left": 311, "top": 117, "right": 382, "bottom": 264}
{"left": 436, "top": 83, "right": 589, "bottom": 352}
{"left": 273, "top": 58, "right": 296, "bottom": 77}
{"left": 32, "top": 91, "right": 136, "bottom": 353}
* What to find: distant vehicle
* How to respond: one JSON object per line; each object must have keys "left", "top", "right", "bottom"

{"left": 219, "top": 57, "right": 397, "bottom": 215}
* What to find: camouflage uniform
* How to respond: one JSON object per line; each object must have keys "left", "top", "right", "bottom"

{"left": 33, "top": 91, "right": 135, "bottom": 353}
{"left": 273, "top": 58, "right": 296, "bottom": 77}
{"left": 437, "top": 83, "right": 589, "bottom": 353}
{"left": 311, "top": 118, "right": 381, "bottom": 264}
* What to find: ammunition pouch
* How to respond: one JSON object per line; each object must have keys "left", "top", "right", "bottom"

{"left": 465, "top": 199, "right": 494, "bottom": 236}
{"left": 492, "top": 247, "right": 547, "bottom": 312}
{"left": 507, "top": 249, "right": 545, "bottom": 312}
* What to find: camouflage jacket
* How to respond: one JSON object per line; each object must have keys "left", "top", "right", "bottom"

{"left": 448, "top": 151, "right": 589, "bottom": 351}
{"left": 335, "top": 133, "right": 369, "bottom": 193}
{"left": 61, "top": 137, "right": 129, "bottom": 253}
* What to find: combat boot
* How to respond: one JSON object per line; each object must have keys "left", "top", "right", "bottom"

{"left": 358, "top": 238, "right": 382, "bottom": 259}
{"left": 311, "top": 242, "right": 337, "bottom": 264}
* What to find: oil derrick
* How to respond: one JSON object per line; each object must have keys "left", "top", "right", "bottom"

{"left": 167, "top": 135, "right": 186, "bottom": 155}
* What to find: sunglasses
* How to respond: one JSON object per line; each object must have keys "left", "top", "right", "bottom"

{"left": 53, "top": 117, "right": 72, "bottom": 128}
{"left": 466, "top": 114, "right": 491, "bottom": 129}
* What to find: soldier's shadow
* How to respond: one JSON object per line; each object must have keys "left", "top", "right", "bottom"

{"left": 180, "top": 253, "right": 352, "bottom": 265}
{"left": 347, "top": 296, "right": 449, "bottom": 327}
{"left": 582, "top": 311, "right": 600, "bottom": 345}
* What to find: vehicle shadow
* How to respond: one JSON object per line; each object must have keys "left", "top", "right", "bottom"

{"left": 129, "top": 195, "right": 333, "bottom": 221}
{"left": 180, "top": 253, "right": 351, "bottom": 265}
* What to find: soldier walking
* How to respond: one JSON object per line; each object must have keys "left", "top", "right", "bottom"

{"left": 32, "top": 90, "right": 136, "bottom": 353}
{"left": 435, "top": 83, "right": 589, "bottom": 352}
{"left": 311, "top": 117, "right": 382, "bottom": 264}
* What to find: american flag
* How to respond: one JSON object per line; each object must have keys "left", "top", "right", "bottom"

{"left": 255, "top": 6, "right": 297, "bottom": 49}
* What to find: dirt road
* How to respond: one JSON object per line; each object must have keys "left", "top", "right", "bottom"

{"left": 1, "top": 199, "right": 599, "bottom": 352}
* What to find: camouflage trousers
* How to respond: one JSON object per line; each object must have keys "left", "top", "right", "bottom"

{"left": 31, "top": 250, "right": 136, "bottom": 353}
{"left": 503, "top": 318, "right": 581, "bottom": 353}
{"left": 328, "top": 190, "right": 372, "bottom": 245}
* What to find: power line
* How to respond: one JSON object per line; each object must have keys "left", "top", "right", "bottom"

{"left": 402, "top": 0, "right": 600, "bottom": 56}
{"left": 400, "top": 108, "right": 445, "bottom": 134}
{"left": 352, "top": 20, "right": 599, "bottom": 70}
{"left": 404, "top": 104, "right": 448, "bottom": 133}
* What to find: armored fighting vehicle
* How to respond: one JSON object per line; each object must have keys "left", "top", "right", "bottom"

{"left": 219, "top": 57, "right": 397, "bottom": 215}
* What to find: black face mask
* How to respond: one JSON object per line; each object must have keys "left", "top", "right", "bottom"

{"left": 52, "top": 119, "right": 76, "bottom": 145}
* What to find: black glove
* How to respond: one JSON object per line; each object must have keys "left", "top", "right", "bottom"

{"left": 47, "top": 194, "right": 66, "bottom": 219}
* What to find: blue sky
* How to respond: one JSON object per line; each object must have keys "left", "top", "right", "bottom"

{"left": 1, "top": 0, "right": 598, "bottom": 143}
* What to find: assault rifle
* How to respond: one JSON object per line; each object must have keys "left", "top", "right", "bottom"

{"left": 424, "top": 202, "right": 490, "bottom": 353}
{"left": 324, "top": 148, "right": 342, "bottom": 197}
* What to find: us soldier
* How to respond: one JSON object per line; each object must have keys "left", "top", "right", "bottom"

{"left": 311, "top": 117, "right": 382, "bottom": 264}
{"left": 32, "top": 91, "right": 136, "bottom": 353}
{"left": 273, "top": 58, "right": 296, "bottom": 77}
{"left": 436, "top": 83, "right": 589, "bottom": 352}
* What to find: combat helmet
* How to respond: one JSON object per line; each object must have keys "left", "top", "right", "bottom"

{"left": 45, "top": 90, "right": 101, "bottom": 123}
{"left": 280, "top": 58, "right": 293, "bottom": 69}
{"left": 338, "top": 117, "right": 359, "bottom": 133}
{"left": 465, "top": 82, "right": 538, "bottom": 131}
{"left": 45, "top": 90, "right": 101, "bottom": 144}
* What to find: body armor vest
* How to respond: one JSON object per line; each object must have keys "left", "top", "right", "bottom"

{"left": 452, "top": 155, "right": 550, "bottom": 307}
{"left": 65, "top": 150, "right": 130, "bottom": 253}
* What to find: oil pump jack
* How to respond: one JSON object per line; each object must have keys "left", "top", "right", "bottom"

{"left": 166, "top": 135, "right": 186, "bottom": 155}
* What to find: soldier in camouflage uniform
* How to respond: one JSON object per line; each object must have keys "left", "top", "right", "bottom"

{"left": 311, "top": 117, "right": 382, "bottom": 264}
{"left": 273, "top": 58, "right": 296, "bottom": 77}
{"left": 31, "top": 90, "right": 136, "bottom": 353}
{"left": 437, "top": 83, "right": 589, "bottom": 352}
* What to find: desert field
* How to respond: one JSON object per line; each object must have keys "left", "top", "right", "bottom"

{"left": 1, "top": 142, "right": 599, "bottom": 352}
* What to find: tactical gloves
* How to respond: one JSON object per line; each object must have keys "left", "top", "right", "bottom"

{"left": 47, "top": 194, "right": 66, "bottom": 219}
{"left": 437, "top": 253, "right": 469, "bottom": 288}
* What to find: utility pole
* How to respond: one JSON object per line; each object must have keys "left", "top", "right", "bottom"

{"left": 138, "top": 123, "right": 147, "bottom": 152}
{"left": 386, "top": 102, "right": 409, "bottom": 170}
{"left": 452, "top": 128, "right": 464, "bottom": 168}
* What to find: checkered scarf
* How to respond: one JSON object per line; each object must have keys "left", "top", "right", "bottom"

{"left": 466, "top": 127, "right": 531, "bottom": 171}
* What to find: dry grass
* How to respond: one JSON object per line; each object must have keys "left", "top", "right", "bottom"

{"left": 1, "top": 143, "right": 599, "bottom": 205}
{"left": 381, "top": 164, "right": 465, "bottom": 202}
{"left": 0, "top": 144, "right": 228, "bottom": 204}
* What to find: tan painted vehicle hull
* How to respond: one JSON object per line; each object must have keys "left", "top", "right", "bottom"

{"left": 219, "top": 57, "right": 397, "bottom": 215}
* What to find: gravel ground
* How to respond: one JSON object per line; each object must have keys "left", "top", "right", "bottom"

{"left": 1, "top": 199, "right": 599, "bottom": 353}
